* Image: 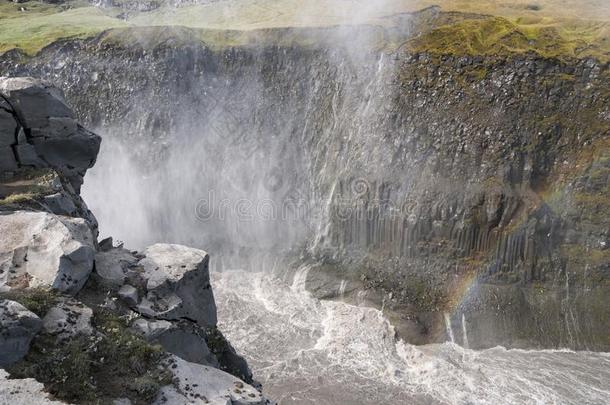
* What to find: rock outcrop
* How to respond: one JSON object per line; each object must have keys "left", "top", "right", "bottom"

{"left": 97, "top": 242, "right": 254, "bottom": 383}
{"left": 0, "top": 300, "right": 42, "bottom": 367}
{"left": 0, "top": 78, "right": 270, "bottom": 404}
{"left": 0, "top": 77, "right": 100, "bottom": 193}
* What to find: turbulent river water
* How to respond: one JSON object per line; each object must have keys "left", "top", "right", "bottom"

{"left": 211, "top": 263, "right": 610, "bottom": 405}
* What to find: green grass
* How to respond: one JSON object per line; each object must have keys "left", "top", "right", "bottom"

{"left": 0, "top": 1, "right": 126, "bottom": 55}
{"left": 1, "top": 288, "right": 60, "bottom": 317}
{"left": 6, "top": 305, "right": 172, "bottom": 404}
{"left": 0, "top": 1, "right": 608, "bottom": 61}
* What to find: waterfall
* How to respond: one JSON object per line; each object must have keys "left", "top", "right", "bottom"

{"left": 461, "top": 313, "right": 469, "bottom": 349}
{"left": 444, "top": 313, "right": 455, "bottom": 344}
{"left": 338, "top": 279, "right": 348, "bottom": 299}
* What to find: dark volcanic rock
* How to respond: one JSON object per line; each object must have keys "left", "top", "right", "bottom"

{"left": 0, "top": 299, "right": 42, "bottom": 367}
{"left": 0, "top": 77, "right": 100, "bottom": 192}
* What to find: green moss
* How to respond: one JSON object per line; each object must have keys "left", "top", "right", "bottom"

{"left": 0, "top": 191, "right": 41, "bottom": 206}
{"left": 8, "top": 335, "right": 95, "bottom": 400}
{"left": 406, "top": 15, "right": 610, "bottom": 62}
{"left": 0, "top": 168, "right": 58, "bottom": 206}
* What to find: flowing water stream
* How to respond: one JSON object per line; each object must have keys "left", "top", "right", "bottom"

{"left": 211, "top": 263, "right": 610, "bottom": 405}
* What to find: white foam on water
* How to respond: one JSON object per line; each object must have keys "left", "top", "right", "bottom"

{"left": 212, "top": 269, "right": 610, "bottom": 405}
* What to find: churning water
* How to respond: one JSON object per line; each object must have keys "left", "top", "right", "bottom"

{"left": 212, "top": 265, "right": 610, "bottom": 405}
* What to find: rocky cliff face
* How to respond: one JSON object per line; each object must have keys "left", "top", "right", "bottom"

{"left": 0, "top": 78, "right": 273, "bottom": 404}
{"left": 1, "top": 23, "right": 608, "bottom": 351}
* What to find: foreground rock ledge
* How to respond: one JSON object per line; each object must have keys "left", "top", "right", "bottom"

{"left": 0, "top": 76, "right": 271, "bottom": 403}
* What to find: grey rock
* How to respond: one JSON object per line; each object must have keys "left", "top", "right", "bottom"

{"left": 43, "top": 192, "right": 78, "bottom": 216}
{"left": 131, "top": 318, "right": 219, "bottom": 367}
{"left": 0, "top": 77, "right": 100, "bottom": 193}
{"left": 0, "top": 369, "right": 66, "bottom": 404}
{"left": 112, "top": 399, "right": 132, "bottom": 405}
{"left": 30, "top": 116, "right": 77, "bottom": 138}
{"left": 154, "top": 356, "right": 272, "bottom": 405}
{"left": 33, "top": 125, "right": 100, "bottom": 190}
{"left": 117, "top": 284, "right": 138, "bottom": 306}
{"left": 0, "top": 300, "right": 42, "bottom": 367}
{"left": 207, "top": 328, "right": 253, "bottom": 383}
{"left": 0, "top": 211, "right": 95, "bottom": 294}
{"left": 42, "top": 297, "right": 93, "bottom": 341}
{"left": 98, "top": 236, "right": 114, "bottom": 252}
{"left": 94, "top": 247, "right": 138, "bottom": 289}
{"left": 0, "top": 146, "right": 18, "bottom": 171}
{"left": 131, "top": 318, "right": 173, "bottom": 340}
{"left": 156, "top": 326, "right": 218, "bottom": 367}
{"left": 14, "top": 143, "right": 45, "bottom": 166}
{"left": 0, "top": 108, "right": 17, "bottom": 147}
{"left": 0, "top": 77, "right": 74, "bottom": 129}
{"left": 135, "top": 244, "right": 217, "bottom": 327}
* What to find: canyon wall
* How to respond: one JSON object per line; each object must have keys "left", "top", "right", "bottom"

{"left": 2, "top": 24, "right": 607, "bottom": 350}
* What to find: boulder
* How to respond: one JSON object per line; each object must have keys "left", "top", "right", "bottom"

{"left": 0, "top": 369, "right": 66, "bottom": 404}
{"left": 134, "top": 244, "right": 217, "bottom": 327}
{"left": 0, "top": 211, "right": 95, "bottom": 294}
{"left": 42, "top": 192, "right": 78, "bottom": 217}
{"left": 94, "top": 248, "right": 138, "bottom": 289}
{"left": 131, "top": 318, "right": 219, "bottom": 367}
{"left": 117, "top": 284, "right": 139, "bottom": 305}
{"left": 42, "top": 297, "right": 93, "bottom": 341}
{"left": 153, "top": 356, "right": 272, "bottom": 405}
{"left": 0, "top": 300, "right": 42, "bottom": 367}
